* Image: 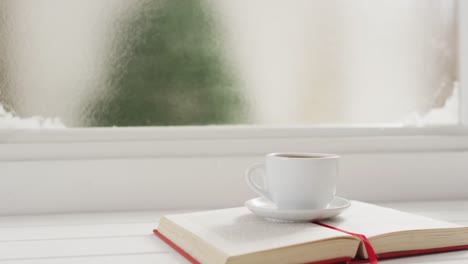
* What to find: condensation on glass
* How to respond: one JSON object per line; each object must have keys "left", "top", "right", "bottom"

{"left": 0, "top": 0, "right": 459, "bottom": 127}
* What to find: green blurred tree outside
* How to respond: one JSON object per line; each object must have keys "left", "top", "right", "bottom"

{"left": 87, "top": 0, "right": 244, "bottom": 126}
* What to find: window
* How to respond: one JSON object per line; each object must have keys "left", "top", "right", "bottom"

{"left": 1, "top": 0, "right": 468, "bottom": 215}
{"left": 0, "top": 0, "right": 460, "bottom": 127}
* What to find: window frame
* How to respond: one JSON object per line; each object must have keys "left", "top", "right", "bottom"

{"left": 1, "top": 125, "right": 468, "bottom": 161}
{"left": 0, "top": 1, "right": 467, "bottom": 215}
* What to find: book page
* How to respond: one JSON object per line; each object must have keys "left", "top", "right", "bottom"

{"left": 165, "top": 207, "right": 354, "bottom": 256}
{"left": 321, "top": 201, "right": 463, "bottom": 238}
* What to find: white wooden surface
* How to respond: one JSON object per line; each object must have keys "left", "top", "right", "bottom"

{"left": 0, "top": 201, "right": 467, "bottom": 264}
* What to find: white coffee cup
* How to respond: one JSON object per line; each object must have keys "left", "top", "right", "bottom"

{"left": 245, "top": 152, "right": 338, "bottom": 210}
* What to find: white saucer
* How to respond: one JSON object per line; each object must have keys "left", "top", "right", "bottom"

{"left": 245, "top": 196, "right": 351, "bottom": 222}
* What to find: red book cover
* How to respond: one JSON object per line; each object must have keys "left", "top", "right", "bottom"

{"left": 153, "top": 229, "right": 468, "bottom": 264}
{"left": 153, "top": 203, "right": 468, "bottom": 264}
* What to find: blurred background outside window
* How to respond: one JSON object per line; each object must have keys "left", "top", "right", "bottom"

{"left": 0, "top": 0, "right": 459, "bottom": 128}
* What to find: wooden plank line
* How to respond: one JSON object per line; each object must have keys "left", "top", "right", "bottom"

{"left": 0, "top": 221, "right": 158, "bottom": 229}
{"left": 0, "top": 252, "right": 168, "bottom": 263}
{"left": 0, "top": 222, "right": 157, "bottom": 241}
{"left": 0, "top": 234, "right": 150, "bottom": 243}
{"left": 0, "top": 235, "right": 169, "bottom": 260}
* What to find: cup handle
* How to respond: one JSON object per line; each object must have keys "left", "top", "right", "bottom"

{"left": 245, "top": 163, "right": 270, "bottom": 199}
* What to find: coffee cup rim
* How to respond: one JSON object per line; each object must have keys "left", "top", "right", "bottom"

{"left": 268, "top": 152, "right": 339, "bottom": 159}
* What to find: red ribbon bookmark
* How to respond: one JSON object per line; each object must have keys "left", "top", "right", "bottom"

{"left": 315, "top": 222, "right": 378, "bottom": 264}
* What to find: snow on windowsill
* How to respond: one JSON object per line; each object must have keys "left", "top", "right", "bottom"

{"left": 402, "top": 85, "right": 459, "bottom": 127}
{"left": 0, "top": 105, "right": 65, "bottom": 129}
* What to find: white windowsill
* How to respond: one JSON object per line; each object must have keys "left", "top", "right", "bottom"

{"left": 1, "top": 125, "right": 468, "bottom": 215}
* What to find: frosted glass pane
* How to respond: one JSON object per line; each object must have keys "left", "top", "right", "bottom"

{"left": 0, "top": 0, "right": 458, "bottom": 127}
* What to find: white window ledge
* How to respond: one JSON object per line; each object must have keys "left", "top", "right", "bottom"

{"left": 1, "top": 126, "right": 468, "bottom": 215}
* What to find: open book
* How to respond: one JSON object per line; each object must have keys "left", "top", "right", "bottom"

{"left": 154, "top": 201, "right": 468, "bottom": 264}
